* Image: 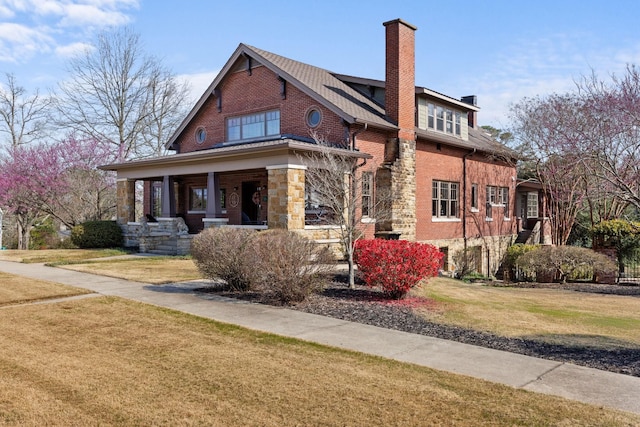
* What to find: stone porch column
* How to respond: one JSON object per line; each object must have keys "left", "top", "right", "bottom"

{"left": 266, "top": 164, "right": 306, "bottom": 230}
{"left": 116, "top": 178, "right": 136, "bottom": 224}
{"left": 161, "top": 175, "right": 176, "bottom": 217}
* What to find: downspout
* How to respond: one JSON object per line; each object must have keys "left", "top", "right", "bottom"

{"left": 350, "top": 122, "right": 368, "bottom": 151}
{"left": 462, "top": 148, "right": 477, "bottom": 254}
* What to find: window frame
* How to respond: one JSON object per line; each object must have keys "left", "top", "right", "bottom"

{"left": 527, "top": 192, "right": 539, "bottom": 219}
{"left": 432, "top": 180, "right": 460, "bottom": 220}
{"left": 189, "top": 186, "right": 207, "bottom": 213}
{"left": 361, "top": 171, "right": 374, "bottom": 218}
{"left": 471, "top": 183, "right": 479, "bottom": 212}
{"left": 500, "top": 187, "right": 510, "bottom": 219}
{"left": 226, "top": 110, "right": 280, "bottom": 142}
{"left": 425, "top": 102, "right": 462, "bottom": 137}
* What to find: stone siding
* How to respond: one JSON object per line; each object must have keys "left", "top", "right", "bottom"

{"left": 267, "top": 166, "right": 305, "bottom": 230}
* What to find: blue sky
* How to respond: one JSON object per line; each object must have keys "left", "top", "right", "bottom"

{"left": 1, "top": 0, "right": 639, "bottom": 128}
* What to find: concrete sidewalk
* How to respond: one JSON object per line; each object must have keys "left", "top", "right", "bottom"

{"left": 1, "top": 259, "right": 639, "bottom": 415}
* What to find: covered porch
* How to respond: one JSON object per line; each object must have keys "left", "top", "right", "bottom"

{"left": 102, "top": 138, "right": 366, "bottom": 255}
{"left": 515, "top": 180, "right": 551, "bottom": 245}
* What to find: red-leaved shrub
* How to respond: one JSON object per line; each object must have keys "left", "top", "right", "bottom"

{"left": 354, "top": 239, "right": 443, "bottom": 299}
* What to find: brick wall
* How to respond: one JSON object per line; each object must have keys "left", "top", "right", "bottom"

{"left": 177, "top": 66, "right": 348, "bottom": 153}
{"left": 415, "top": 140, "right": 517, "bottom": 241}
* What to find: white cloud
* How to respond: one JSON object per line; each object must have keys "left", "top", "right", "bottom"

{"left": 0, "top": 0, "right": 140, "bottom": 64}
{"left": 55, "top": 41, "right": 93, "bottom": 58}
{"left": 0, "top": 22, "right": 54, "bottom": 62}
{"left": 177, "top": 70, "right": 219, "bottom": 104}
{"left": 58, "top": 3, "right": 133, "bottom": 27}
{"left": 468, "top": 31, "right": 640, "bottom": 127}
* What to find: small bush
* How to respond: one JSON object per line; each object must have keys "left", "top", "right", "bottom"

{"left": 516, "top": 245, "right": 617, "bottom": 283}
{"left": 191, "top": 228, "right": 259, "bottom": 291}
{"left": 70, "top": 221, "right": 123, "bottom": 249}
{"left": 354, "top": 239, "right": 443, "bottom": 299}
{"left": 503, "top": 243, "right": 537, "bottom": 282}
{"left": 252, "top": 230, "right": 336, "bottom": 304}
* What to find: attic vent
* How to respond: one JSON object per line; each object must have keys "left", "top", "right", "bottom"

{"left": 243, "top": 53, "right": 253, "bottom": 75}
{"left": 278, "top": 76, "right": 286, "bottom": 99}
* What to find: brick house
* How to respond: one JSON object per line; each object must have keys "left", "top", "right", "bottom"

{"left": 103, "top": 19, "right": 520, "bottom": 276}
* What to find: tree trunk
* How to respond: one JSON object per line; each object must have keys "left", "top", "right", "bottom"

{"left": 347, "top": 250, "right": 356, "bottom": 289}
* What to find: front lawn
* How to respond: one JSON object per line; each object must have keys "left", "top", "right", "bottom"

{"left": 0, "top": 248, "right": 128, "bottom": 264}
{"left": 57, "top": 256, "right": 201, "bottom": 284}
{"left": 415, "top": 278, "right": 640, "bottom": 348}
{"left": 0, "top": 295, "right": 637, "bottom": 425}
{"left": 0, "top": 271, "right": 90, "bottom": 306}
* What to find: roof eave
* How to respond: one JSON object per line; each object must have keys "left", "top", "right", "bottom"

{"left": 416, "top": 87, "right": 480, "bottom": 111}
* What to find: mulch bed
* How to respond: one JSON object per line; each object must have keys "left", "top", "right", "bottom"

{"left": 196, "top": 276, "right": 640, "bottom": 377}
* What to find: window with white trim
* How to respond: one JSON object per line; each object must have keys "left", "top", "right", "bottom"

{"left": 227, "top": 110, "right": 280, "bottom": 142}
{"left": 527, "top": 192, "right": 538, "bottom": 218}
{"left": 432, "top": 180, "right": 459, "bottom": 219}
{"left": 424, "top": 102, "right": 462, "bottom": 136}
{"left": 486, "top": 186, "right": 510, "bottom": 219}
{"left": 361, "top": 172, "right": 373, "bottom": 217}
{"left": 500, "top": 187, "right": 510, "bottom": 218}
{"left": 471, "top": 183, "right": 478, "bottom": 211}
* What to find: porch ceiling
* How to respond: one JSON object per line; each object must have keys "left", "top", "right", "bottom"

{"left": 100, "top": 138, "right": 371, "bottom": 180}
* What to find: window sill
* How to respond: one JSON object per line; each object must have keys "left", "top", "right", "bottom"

{"left": 361, "top": 217, "right": 376, "bottom": 224}
{"left": 486, "top": 217, "right": 493, "bottom": 222}
{"left": 470, "top": 208, "right": 479, "bottom": 213}
{"left": 432, "top": 217, "right": 461, "bottom": 222}
{"left": 187, "top": 210, "right": 206, "bottom": 215}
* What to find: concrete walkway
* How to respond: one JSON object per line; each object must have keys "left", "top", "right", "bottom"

{"left": 1, "top": 259, "right": 639, "bottom": 415}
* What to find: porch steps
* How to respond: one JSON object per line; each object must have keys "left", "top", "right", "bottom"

{"left": 515, "top": 229, "right": 532, "bottom": 244}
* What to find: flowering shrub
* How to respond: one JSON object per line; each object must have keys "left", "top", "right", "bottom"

{"left": 354, "top": 239, "right": 443, "bottom": 299}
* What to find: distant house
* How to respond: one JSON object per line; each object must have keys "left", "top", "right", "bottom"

{"left": 103, "top": 18, "right": 522, "bottom": 276}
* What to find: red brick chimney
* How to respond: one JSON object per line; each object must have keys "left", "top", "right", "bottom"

{"left": 384, "top": 19, "right": 417, "bottom": 141}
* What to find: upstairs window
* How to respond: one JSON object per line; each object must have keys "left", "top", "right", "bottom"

{"left": 227, "top": 110, "right": 280, "bottom": 142}
{"left": 432, "top": 180, "right": 459, "bottom": 219}
{"left": 423, "top": 102, "right": 462, "bottom": 137}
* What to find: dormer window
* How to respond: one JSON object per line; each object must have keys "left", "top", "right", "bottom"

{"left": 227, "top": 110, "right": 280, "bottom": 142}
{"left": 419, "top": 98, "right": 464, "bottom": 138}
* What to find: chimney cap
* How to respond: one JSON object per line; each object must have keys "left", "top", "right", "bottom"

{"left": 461, "top": 95, "right": 478, "bottom": 106}
{"left": 382, "top": 18, "right": 418, "bottom": 31}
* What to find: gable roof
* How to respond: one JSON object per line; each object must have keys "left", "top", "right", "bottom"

{"left": 165, "top": 43, "right": 512, "bottom": 158}
{"left": 166, "top": 44, "right": 396, "bottom": 150}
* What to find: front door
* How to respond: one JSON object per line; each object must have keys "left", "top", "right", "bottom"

{"left": 241, "top": 181, "right": 260, "bottom": 224}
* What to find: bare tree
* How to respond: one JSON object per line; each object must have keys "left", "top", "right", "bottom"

{"left": 0, "top": 73, "right": 51, "bottom": 149}
{"left": 301, "top": 138, "right": 391, "bottom": 288}
{"left": 57, "top": 26, "right": 185, "bottom": 160}
{"left": 577, "top": 66, "right": 640, "bottom": 212}
{"left": 511, "top": 94, "right": 592, "bottom": 244}
{"left": 137, "top": 66, "right": 190, "bottom": 157}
